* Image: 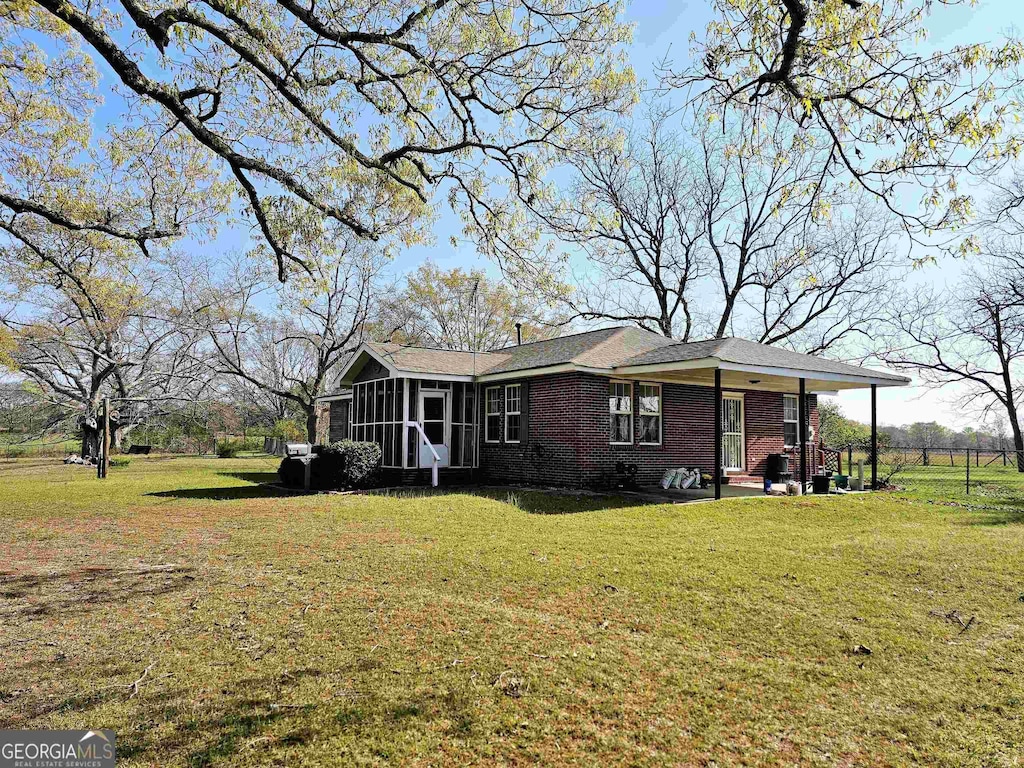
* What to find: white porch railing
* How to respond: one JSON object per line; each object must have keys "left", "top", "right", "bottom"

{"left": 407, "top": 420, "right": 440, "bottom": 487}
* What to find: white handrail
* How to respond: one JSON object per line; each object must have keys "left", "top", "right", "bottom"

{"left": 406, "top": 420, "right": 440, "bottom": 487}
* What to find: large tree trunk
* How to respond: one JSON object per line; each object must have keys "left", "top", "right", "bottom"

{"left": 1008, "top": 413, "right": 1024, "bottom": 474}
{"left": 112, "top": 421, "right": 129, "bottom": 451}
{"left": 80, "top": 415, "right": 100, "bottom": 459}
{"left": 305, "top": 406, "right": 318, "bottom": 444}
{"left": 999, "top": 386, "right": 1024, "bottom": 473}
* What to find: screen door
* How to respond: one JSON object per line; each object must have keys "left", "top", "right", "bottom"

{"left": 722, "top": 395, "right": 744, "bottom": 471}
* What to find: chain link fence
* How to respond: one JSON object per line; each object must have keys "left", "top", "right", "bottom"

{"left": 830, "top": 445, "right": 1024, "bottom": 500}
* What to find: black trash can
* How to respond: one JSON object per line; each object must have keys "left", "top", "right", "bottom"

{"left": 811, "top": 474, "right": 831, "bottom": 494}
{"left": 767, "top": 453, "right": 791, "bottom": 482}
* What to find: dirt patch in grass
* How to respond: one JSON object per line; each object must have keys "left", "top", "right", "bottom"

{"left": 0, "top": 564, "right": 197, "bottom": 620}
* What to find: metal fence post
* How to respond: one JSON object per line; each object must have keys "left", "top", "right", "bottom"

{"left": 965, "top": 448, "right": 970, "bottom": 495}
{"left": 848, "top": 444, "right": 853, "bottom": 472}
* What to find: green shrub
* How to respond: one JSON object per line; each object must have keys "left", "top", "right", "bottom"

{"left": 239, "top": 435, "right": 265, "bottom": 452}
{"left": 109, "top": 457, "right": 131, "bottom": 468}
{"left": 330, "top": 440, "right": 382, "bottom": 489}
{"left": 5, "top": 446, "right": 26, "bottom": 459}
{"left": 216, "top": 439, "right": 243, "bottom": 458}
{"left": 310, "top": 444, "right": 346, "bottom": 489}
{"left": 271, "top": 419, "right": 305, "bottom": 441}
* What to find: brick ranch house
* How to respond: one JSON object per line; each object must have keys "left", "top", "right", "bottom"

{"left": 318, "top": 327, "right": 909, "bottom": 497}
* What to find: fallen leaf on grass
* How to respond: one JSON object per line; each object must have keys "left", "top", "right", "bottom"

{"left": 492, "top": 670, "right": 528, "bottom": 698}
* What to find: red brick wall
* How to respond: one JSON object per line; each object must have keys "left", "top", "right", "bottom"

{"left": 478, "top": 372, "right": 818, "bottom": 488}
{"left": 327, "top": 399, "right": 350, "bottom": 443}
{"left": 478, "top": 373, "right": 583, "bottom": 486}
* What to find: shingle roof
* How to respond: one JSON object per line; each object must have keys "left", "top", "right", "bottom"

{"left": 622, "top": 336, "right": 909, "bottom": 383}
{"left": 355, "top": 327, "right": 908, "bottom": 384}
{"left": 367, "top": 342, "right": 505, "bottom": 376}
{"left": 481, "top": 326, "right": 677, "bottom": 374}
{"left": 365, "top": 327, "right": 677, "bottom": 376}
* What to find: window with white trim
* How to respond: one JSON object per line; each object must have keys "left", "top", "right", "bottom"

{"left": 609, "top": 381, "right": 633, "bottom": 444}
{"left": 485, "top": 386, "right": 501, "bottom": 443}
{"left": 505, "top": 384, "right": 521, "bottom": 443}
{"left": 784, "top": 394, "right": 799, "bottom": 448}
{"left": 638, "top": 383, "right": 661, "bottom": 444}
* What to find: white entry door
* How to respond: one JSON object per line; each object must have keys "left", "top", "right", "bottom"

{"left": 722, "top": 395, "right": 744, "bottom": 471}
{"left": 418, "top": 391, "right": 448, "bottom": 451}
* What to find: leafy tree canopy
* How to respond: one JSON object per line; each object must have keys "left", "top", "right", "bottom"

{"left": 2, "top": 0, "right": 635, "bottom": 279}
{"left": 666, "top": 0, "right": 1024, "bottom": 251}
{"left": 373, "top": 261, "right": 566, "bottom": 351}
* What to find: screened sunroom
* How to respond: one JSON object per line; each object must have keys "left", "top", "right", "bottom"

{"left": 346, "top": 374, "right": 479, "bottom": 472}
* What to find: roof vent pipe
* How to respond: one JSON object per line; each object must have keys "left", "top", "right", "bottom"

{"left": 515, "top": 322, "right": 522, "bottom": 345}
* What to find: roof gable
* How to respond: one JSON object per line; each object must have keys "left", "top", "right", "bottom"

{"left": 367, "top": 342, "right": 505, "bottom": 376}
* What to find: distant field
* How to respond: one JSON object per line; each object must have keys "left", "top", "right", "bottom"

{"left": 0, "top": 435, "right": 273, "bottom": 459}
{"left": 0, "top": 436, "right": 79, "bottom": 458}
{"left": 2, "top": 456, "right": 1023, "bottom": 766}
{"left": 841, "top": 447, "right": 1024, "bottom": 501}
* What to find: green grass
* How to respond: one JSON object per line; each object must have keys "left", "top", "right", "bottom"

{"left": 2, "top": 457, "right": 1023, "bottom": 766}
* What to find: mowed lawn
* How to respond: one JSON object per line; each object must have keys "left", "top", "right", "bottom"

{"left": 1, "top": 458, "right": 1023, "bottom": 766}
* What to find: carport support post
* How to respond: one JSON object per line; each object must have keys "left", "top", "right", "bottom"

{"left": 714, "top": 368, "right": 722, "bottom": 501}
{"left": 798, "top": 378, "right": 807, "bottom": 489}
{"left": 870, "top": 384, "right": 878, "bottom": 490}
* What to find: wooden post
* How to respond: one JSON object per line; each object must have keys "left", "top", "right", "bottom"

{"left": 870, "top": 384, "right": 878, "bottom": 490}
{"left": 99, "top": 397, "right": 110, "bottom": 479}
{"left": 96, "top": 404, "right": 103, "bottom": 480}
{"left": 798, "top": 378, "right": 807, "bottom": 489}
{"left": 714, "top": 368, "right": 722, "bottom": 501}
{"left": 966, "top": 447, "right": 970, "bottom": 495}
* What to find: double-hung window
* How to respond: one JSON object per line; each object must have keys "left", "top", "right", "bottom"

{"left": 505, "top": 384, "right": 522, "bottom": 443}
{"left": 783, "top": 394, "right": 799, "bottom": 448}
{"left": 638, "top": 383, "right": 661, "bottom": 445}
{"left": 485, "top": 386, "right": 501, "bottom": 443}
{"left": 609, "top": 381, "right": 633, "bottom": 444}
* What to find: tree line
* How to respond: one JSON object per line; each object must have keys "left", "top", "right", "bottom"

{"left": 818, "top": 401, "right": 1018, "bottom": 454}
